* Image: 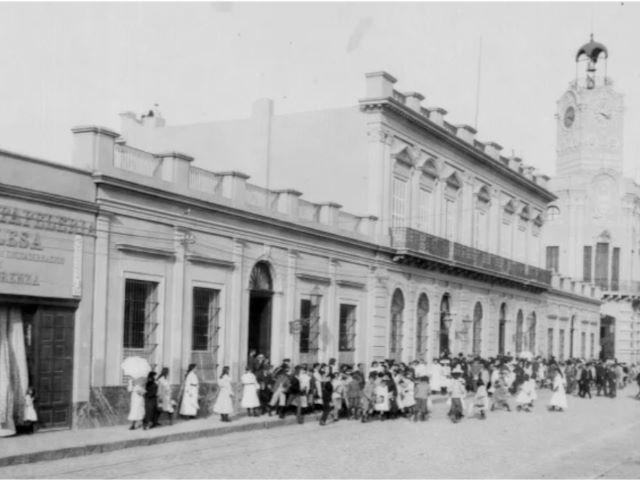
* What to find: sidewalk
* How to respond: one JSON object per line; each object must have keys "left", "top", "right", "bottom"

{"left": 1, "top": 396, "right": 451, "bottom": 468}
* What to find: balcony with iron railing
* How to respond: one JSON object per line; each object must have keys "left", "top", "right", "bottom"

{"left": 601, "top": 280, "right": 640, "bottom": 298}
{"left": 390, "top": 227, "right": 552, "bottom": 289}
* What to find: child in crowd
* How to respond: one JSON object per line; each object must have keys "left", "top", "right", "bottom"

{"left": 361, "top": 372, "right": 377, "bottom": 422}
{"left": 515, "top": 374, "right": 535, "bottom": 412}
{"left": 469, "top": 379, "right": 489, "bottom": 419}
{"left": 24, "top": 386, "right": 38, "bottom": 432}
{"left": 374, "top": 373, "right": 390, "bottom": 420}
{"left": 413, "top": 376, "right": 430, "bottom": 422}
{"left": 346, "top": 371, "right": 363, "bottom": 420}
{"left": 491, "top": 371, "right": 512, "bottom": 412}
{"left": 448, "top": 365, "right": 466, "bottom": 423}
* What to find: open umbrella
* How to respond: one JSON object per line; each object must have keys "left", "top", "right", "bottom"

{"left": 121, "top": 356, "right": 151, "bottom": 379}
{"left": 518, "top": 351, "right": 533, "bottom": 361}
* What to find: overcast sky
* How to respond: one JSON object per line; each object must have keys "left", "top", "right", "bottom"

{"left": 2, "top": 1, "right": 640, "bottom": 178}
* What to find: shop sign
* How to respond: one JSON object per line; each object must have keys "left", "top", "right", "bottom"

{"left": 0, "top": 199, "right": 94, "bottom": 298}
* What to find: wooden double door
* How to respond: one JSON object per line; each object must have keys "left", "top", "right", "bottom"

{"left": 27, "top": 307, "right": 75, "bottom": 429}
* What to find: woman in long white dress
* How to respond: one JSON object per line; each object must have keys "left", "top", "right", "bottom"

{"left": 127, "top": 378, "right": 145, "bottom": 430}
{"left": 157, "top": 367, "right": 174, "bottom": 425}
{"left": 549, "top": 366, "right": 568, "bottom": 412}
{"left": 179, "top": 364, "right": 199, "bottom": 418}
{"left": 240, "top": 366, "right": 260, "bottom": 416}
{"left": 213, "top": 366, "right": 234, "bottom": 422}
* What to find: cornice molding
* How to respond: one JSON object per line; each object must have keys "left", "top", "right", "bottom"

{"left": 116, "top": 243, "right": 175, "bottom": 259}
{"left": 92, "top": 173, "right": 391, "bottom": 256}
{"left": 359, "top": 97, "right": 556, "bottom": 203}
{"left": 0, "top": 182, "right": 98, "bottom": 215}
{"left": 185, "top": 254, "right": 235, "bottom": 270}
{"left": 296, "top": 273, "right": 332, "bottom": 285}
{"left": 336, "top": 279, "right": 366, "bottom": 290}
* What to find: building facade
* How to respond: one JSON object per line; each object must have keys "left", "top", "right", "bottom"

{"left": 1, "top": 150, "right": 96, "bottom": 432}
{"left": 543, "top": 36, "right": 640, "bottom": 363}
{"left": 1, "top": 68, "right": 601, "bottom": 431}
{"left": 65, "top": 71, "right": 599, "bottom": 425}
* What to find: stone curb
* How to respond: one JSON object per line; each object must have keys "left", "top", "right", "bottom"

{"left": 0, "top": 396, "right": 452, "bottom": 468}
{"left": 0, "top": 416, "right": 301, "bottom": 468}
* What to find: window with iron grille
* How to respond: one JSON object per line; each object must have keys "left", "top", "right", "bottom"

{"left": 417, "top": 188, "right": 430, "bottom": 233}
{"left": 590, "top": 333, "right": 595, "bottom": 358}
{"left": 558, "top": 329, "right": 565, "bottom": 361}
{"left": 191, "top": 287, "right": 220, "bottom": 382}
{"left": 580, "top": 332, "right": 586, "bottom": 358}
{"left": 123, "top": 279, "right": 158, "bottom": 350}
{"left": 192, "top": 287, "right": 220, "bottom": 351}
{"left": 299, "top": 298, "right": 321, "bottom": 354}
{"left": 547, "top": 328, "right": 553, "bottom": 358}
{"left": 339, "top": 304, "right": 357, "bottom": 352}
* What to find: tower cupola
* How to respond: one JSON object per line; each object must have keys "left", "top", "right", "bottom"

{"left": 576, "top": 34, "right": 609, "bottom": 89}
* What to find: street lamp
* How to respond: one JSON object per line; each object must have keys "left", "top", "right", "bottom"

{"left": 310, "top": 285, "right": 322, "bottom": 307}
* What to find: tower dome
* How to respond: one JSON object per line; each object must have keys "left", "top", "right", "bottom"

{"left": 576, "top": 34, "right": 608, "bottom": 64}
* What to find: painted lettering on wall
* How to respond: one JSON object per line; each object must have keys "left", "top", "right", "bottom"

{"left": 0, "top": 201, "right": 90, "bottom": 298}
{"left": 0, "top": 206, "right": 95, "bottom": 236}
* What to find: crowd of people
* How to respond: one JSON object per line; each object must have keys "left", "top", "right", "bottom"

{"left": 127, "top": 349, "right": 640, "bottom": 430}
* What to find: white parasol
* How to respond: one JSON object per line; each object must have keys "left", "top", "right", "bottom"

{"left": 121, "top": 356, "right": 151, "bottom": 379}
{"left": 518, "top": 351, "right": 533, "bottom": 361}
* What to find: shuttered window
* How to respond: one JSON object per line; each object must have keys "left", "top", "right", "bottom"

{"left": 595, "top": 243, "right": 609, "bottom": 290}
{"left": 546, "top": 246, "right": 559, "bottom": 272}
{"left": 611, "top": 247, "right": 620, "bottom": 291}
{"left": 392, "top": 177, "right": 408, "bottom": 228}
{"left": 583, "top": 246, "right": 592, "bottom": 282}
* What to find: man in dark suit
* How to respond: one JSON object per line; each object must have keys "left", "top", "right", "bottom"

{"left": 578, "top": 362, "right": 593, "bottom": 398}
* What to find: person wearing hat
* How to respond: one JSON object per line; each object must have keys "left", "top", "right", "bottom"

{"left": 578, "top": 362, "right": 593, "bottom": 399}
{"left": 491, "top": 369, "right": 512, "bottom": 412}
{"left": 447, "top": 364, "right": 466, "bottom": 423}
{"left": 179, "top": 363, "right": 199, "bottom": 419}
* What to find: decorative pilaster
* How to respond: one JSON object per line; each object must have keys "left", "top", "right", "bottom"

{"left": 91, "top": 214, "right": 111, "bottom": 387}
{"left": 230, "top": 240, "right": 246, "bottom": 380}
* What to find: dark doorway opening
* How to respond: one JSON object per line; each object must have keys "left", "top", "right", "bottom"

{"left": 498, "top": 303, "right": 507, "bottom": 355}
{"left": 248, "top": 262, "right": 273, "bottom": 360}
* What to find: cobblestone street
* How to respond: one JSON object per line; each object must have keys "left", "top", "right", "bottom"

{"left": 1, "top": 389, "right": 639, "bottom": 479}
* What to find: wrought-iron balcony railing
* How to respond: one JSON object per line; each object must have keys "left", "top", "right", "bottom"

{"left": 390, "top": 227, "right": 552, "bottom": 287}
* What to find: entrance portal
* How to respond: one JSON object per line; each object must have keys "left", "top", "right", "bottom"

{"left": 248, "top": 262, "right": 273, "bottom": 360}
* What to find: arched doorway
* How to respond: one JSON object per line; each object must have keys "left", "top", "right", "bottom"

{"left": 498, "top": 303, "right": 506, "bottom": 355}
{"left": 527, "top": 312, "right": 536, "bottom": 354}
{"left": 248, "top": 262, "right": 273, "bottom": 360}
{"left": 389, "top": 289, "right": 404, "bottom": 361}
{"left": 439, "top": 294, "right": 451, "bottom": 357}
{"left": 516, "top": 310, "right": 524, "bottom": 355}
{"left": 416, "top": 294, "right": 429, "bottom": 360}
{"left": 472, "top": 302, "right": 482, "bottom": 356}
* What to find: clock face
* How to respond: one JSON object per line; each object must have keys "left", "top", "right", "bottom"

{"left": 564, "top": 106, "right": 575, "bottom": 128}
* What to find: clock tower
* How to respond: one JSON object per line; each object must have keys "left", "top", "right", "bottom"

{"left": 556, "top": 35, "right": 624, "bottom": 176}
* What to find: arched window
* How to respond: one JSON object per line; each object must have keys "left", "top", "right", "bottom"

{"left": 390, "top": 289, "right": 405, "bottom": 361}
{"left": 546, "top": 206, "right": 560, "bottom": 222}
{"left": 416, "top": 294, "right": 429, "bottom": 360}
{"left": 516, "top": 310, "right": 524, "bottom": 355}
{"left": 249, "top": 261, "right": 273, "bottom": 292}
{"left": 472, "top": 302, "right": 482, "bottom": 356}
